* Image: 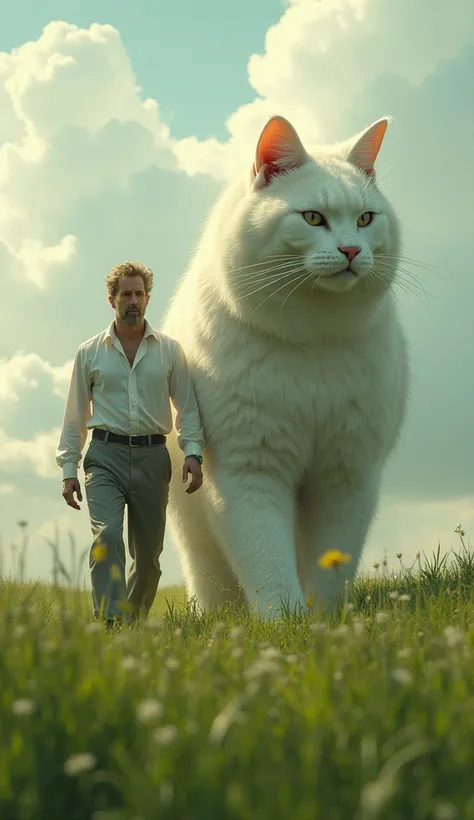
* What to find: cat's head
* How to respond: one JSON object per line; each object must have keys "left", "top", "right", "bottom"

{"left": 219, "top": 115, "right": 400, "bottom": 318}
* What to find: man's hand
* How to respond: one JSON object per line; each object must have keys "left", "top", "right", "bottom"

{"left": 62, "top": 478, "right": 83, "bottom": 510}
{"left": 182, "top": 456, "right": 203, "bottom": 495}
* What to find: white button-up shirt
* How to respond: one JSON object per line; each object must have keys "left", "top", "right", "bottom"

{"left": 56, "top": 320, "right": 204, "bottom": 480}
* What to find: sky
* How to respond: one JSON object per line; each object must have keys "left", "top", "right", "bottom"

{"left": 1, "top": 0, "right": 473, "bottom": 592}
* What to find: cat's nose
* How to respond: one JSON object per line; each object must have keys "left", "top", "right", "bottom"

{"left": 338, "top": 246, "right": 361, "bottom": 262}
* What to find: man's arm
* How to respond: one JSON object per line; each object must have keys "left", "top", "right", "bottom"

{"left": 56, "top": 346, "right": 92, "bottom": 481}
{"left": 168, "top": 340, "right": 204, "bottom": 460}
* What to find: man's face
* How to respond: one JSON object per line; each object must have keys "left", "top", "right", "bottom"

{"left": 110, "top": 275, "right": 149, "bottom": 326}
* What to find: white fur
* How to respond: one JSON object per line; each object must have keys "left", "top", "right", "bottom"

{"left": 161, "top": 117, "right": 409, "bottom": 618}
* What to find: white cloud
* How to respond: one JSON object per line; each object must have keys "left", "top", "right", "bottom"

{"left": 0, "top": 353, "right": 73, "bottom": 403}
{"left": 0, "top": 21, "right": 177, "bottom": 288}
{"left": 0, "top": 426, "right": 61, "bottom": 479}
{"left": 173, "top": 0, "right": 474, "bottom": 178}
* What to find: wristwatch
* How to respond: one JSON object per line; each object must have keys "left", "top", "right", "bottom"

{"left": 188, "top": 454, "right": 203, "bottom": 465}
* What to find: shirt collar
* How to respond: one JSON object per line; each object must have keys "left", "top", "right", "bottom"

{"left": 105, "top": 319, "right": 159, "bottom": 342}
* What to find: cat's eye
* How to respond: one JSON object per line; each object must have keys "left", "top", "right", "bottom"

{"left": 357, "top": 211, "right": 374, "bottom": 228}
{"left": 302, "top": 211, "right": 326, "bottom": 227}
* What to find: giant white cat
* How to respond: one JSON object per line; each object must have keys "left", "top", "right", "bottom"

{"left": 161, "top": 115, "right": 409, "bottom": 617}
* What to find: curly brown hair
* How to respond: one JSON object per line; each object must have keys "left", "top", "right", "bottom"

{"left": 105, "top": 261, "right": 154, "bottom": 298}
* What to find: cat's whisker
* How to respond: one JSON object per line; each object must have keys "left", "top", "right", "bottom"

{"left": 233, "top": 266, "right": 307, "bottom": 294}
{"left": 375, "top": 254, "right": 439, "bottom": 274}
{"left": 237, "top": 267, "right": 307, "bottom": 302}
{"left": 373, "top": 261, "right": 431, "bottom": 299}
{"left": 227, "top": 255, "right": 301, "bottom": 275}
{"left": 370, "top": 268, "right": 429, "bottom": 309}
{"left": 229, "top": 259, "right": 306, "bottom": 285}
{"left": 280, "top": 270, "right": 319, "bottom": 309}
{"left": 249, "top": 269, "right": 310, "bottom": 317}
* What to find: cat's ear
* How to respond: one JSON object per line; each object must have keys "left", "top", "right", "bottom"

{"left": 252, "top": 116, "right": 309, "bottom": 190}
{"left": 346, "top": 118, "right": 389, "bottom": 176}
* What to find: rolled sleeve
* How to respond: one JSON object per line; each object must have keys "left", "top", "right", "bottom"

{"left": 56, "top": 346, "right": 92, "bottom": 480}
{"left": 169, "top": 341, "right": 204, "bottom": 458}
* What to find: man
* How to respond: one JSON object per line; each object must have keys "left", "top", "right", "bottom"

{"left": 56, "top": 260, "right": 204, "bottom": 628}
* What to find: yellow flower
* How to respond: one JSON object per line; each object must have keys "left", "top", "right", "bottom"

{"left": 306, "top": 596, "right": 313, "bottom": 608}
{"left": 91, "top": 540, "right": 107, "bottom": 563}
{"left": 318, "top": 550, "right": 351, "bottom": 570}
{"left": 110, "top": 564, "right": 122, "bottom": 582}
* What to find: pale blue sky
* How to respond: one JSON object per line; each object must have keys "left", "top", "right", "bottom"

{"left": 1, "top": 0, "right": 282, "bottom": 139}
{"left": 1, "top": 0, "right": 473, "bottom": 590}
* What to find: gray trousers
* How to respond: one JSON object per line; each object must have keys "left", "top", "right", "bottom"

{"left": 83, "top": 437, "right": 172, "bottom": 620}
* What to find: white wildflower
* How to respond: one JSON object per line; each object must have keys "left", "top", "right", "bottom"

{"left": 121, "top": 655, "right": 138, "bottom": 671}
{"left": 64, "top": 752, "right": 97, "bottom": 776}
{"left": 244, "top": 658, "right": 280, "bottom": 680}
{"left": 160, "top": 781, "right": 174, "bottom": 806}
{"left": 309, "top": 622, "right": 327, "bottom": 635}
{"left": 375, "top": 611, "right": 390, "bottom": 624}
{"left": 84, "top": 623, "right": 102, "bottom": 635}
{"left": 144, "top": 619, "right": 162, "bottom": 631}
{"left": 444, "top": 626, "right": 464, "bottom": 648}
{"left": 391, "top": 668, "right": 413, "bottom": 685}
{"left": 399, "top": 594, "right": 411, "bottom": 602}
{"left": 136, "top": 698, "right": 163, "bottom": 725}
{"left": 389, "top": 591, "right": 399, "bottom": 601}
{"left": 12, "top": 698, "right": 36, "bottom": 716}
{"left": 153, "top": 725, "right": 179, "bottom": 745}
{"left": 434, "top": 802, "right": 457, "bottom": 819}
{"left": 229, "top": 626, "right": 244, "bottom": 640}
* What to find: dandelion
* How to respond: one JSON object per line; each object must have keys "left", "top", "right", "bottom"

{"left": 399, "top": 594, "right": 411, "bottom": 603}
{"left": 136, "top": 698, "right": 163, "bottom": 725}
{"left": 91, "top": 539, "right": 107, "bottom": 563}
{"left": 12, "top": 698, "right": 36, "bottom": 716}
{"left": 318, "top": 550, "right": 351, "bottom": 569}
{"left": 389, "top": 591, "right": 399, "bottom": 601}
{"left": 153, "top": 725, "right": 179, "bottom": 745}
{"left": 64, "top": 753, "right": 97, "bottom": 776}
{"left": 396, "top": 552, "right": 403, "bottom": 559}
{"left": 373, "top": 562, "right": 380, "bottom": 571}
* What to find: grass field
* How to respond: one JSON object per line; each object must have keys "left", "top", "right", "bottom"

{"left": 2, "top": 528, "right": 474, "bottom": 820}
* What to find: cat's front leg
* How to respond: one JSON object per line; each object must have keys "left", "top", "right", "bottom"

{"left": 207, "top": 468, "right": 305, "bottom": 617}
{"left": 298, "top": 469, "right": 382, "bottom": 614}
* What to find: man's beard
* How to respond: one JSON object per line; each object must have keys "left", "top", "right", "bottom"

{"left": 120, "top": 307, "right": 144, "bottom": 325}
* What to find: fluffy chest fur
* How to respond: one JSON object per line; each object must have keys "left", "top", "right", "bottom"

{"left": 175, "top": 296, "right": 407, "bottom": 488}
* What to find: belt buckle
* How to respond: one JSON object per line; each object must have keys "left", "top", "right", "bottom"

{"left": 129, "top": 435, "right": 141, "bottom": 447}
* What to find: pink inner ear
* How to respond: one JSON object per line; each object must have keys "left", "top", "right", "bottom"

{"left": 254, "top": 116, "right": 307, "bottom": 179}
{"left": 348, "top": 119, "right": 388, "bottom": 175}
